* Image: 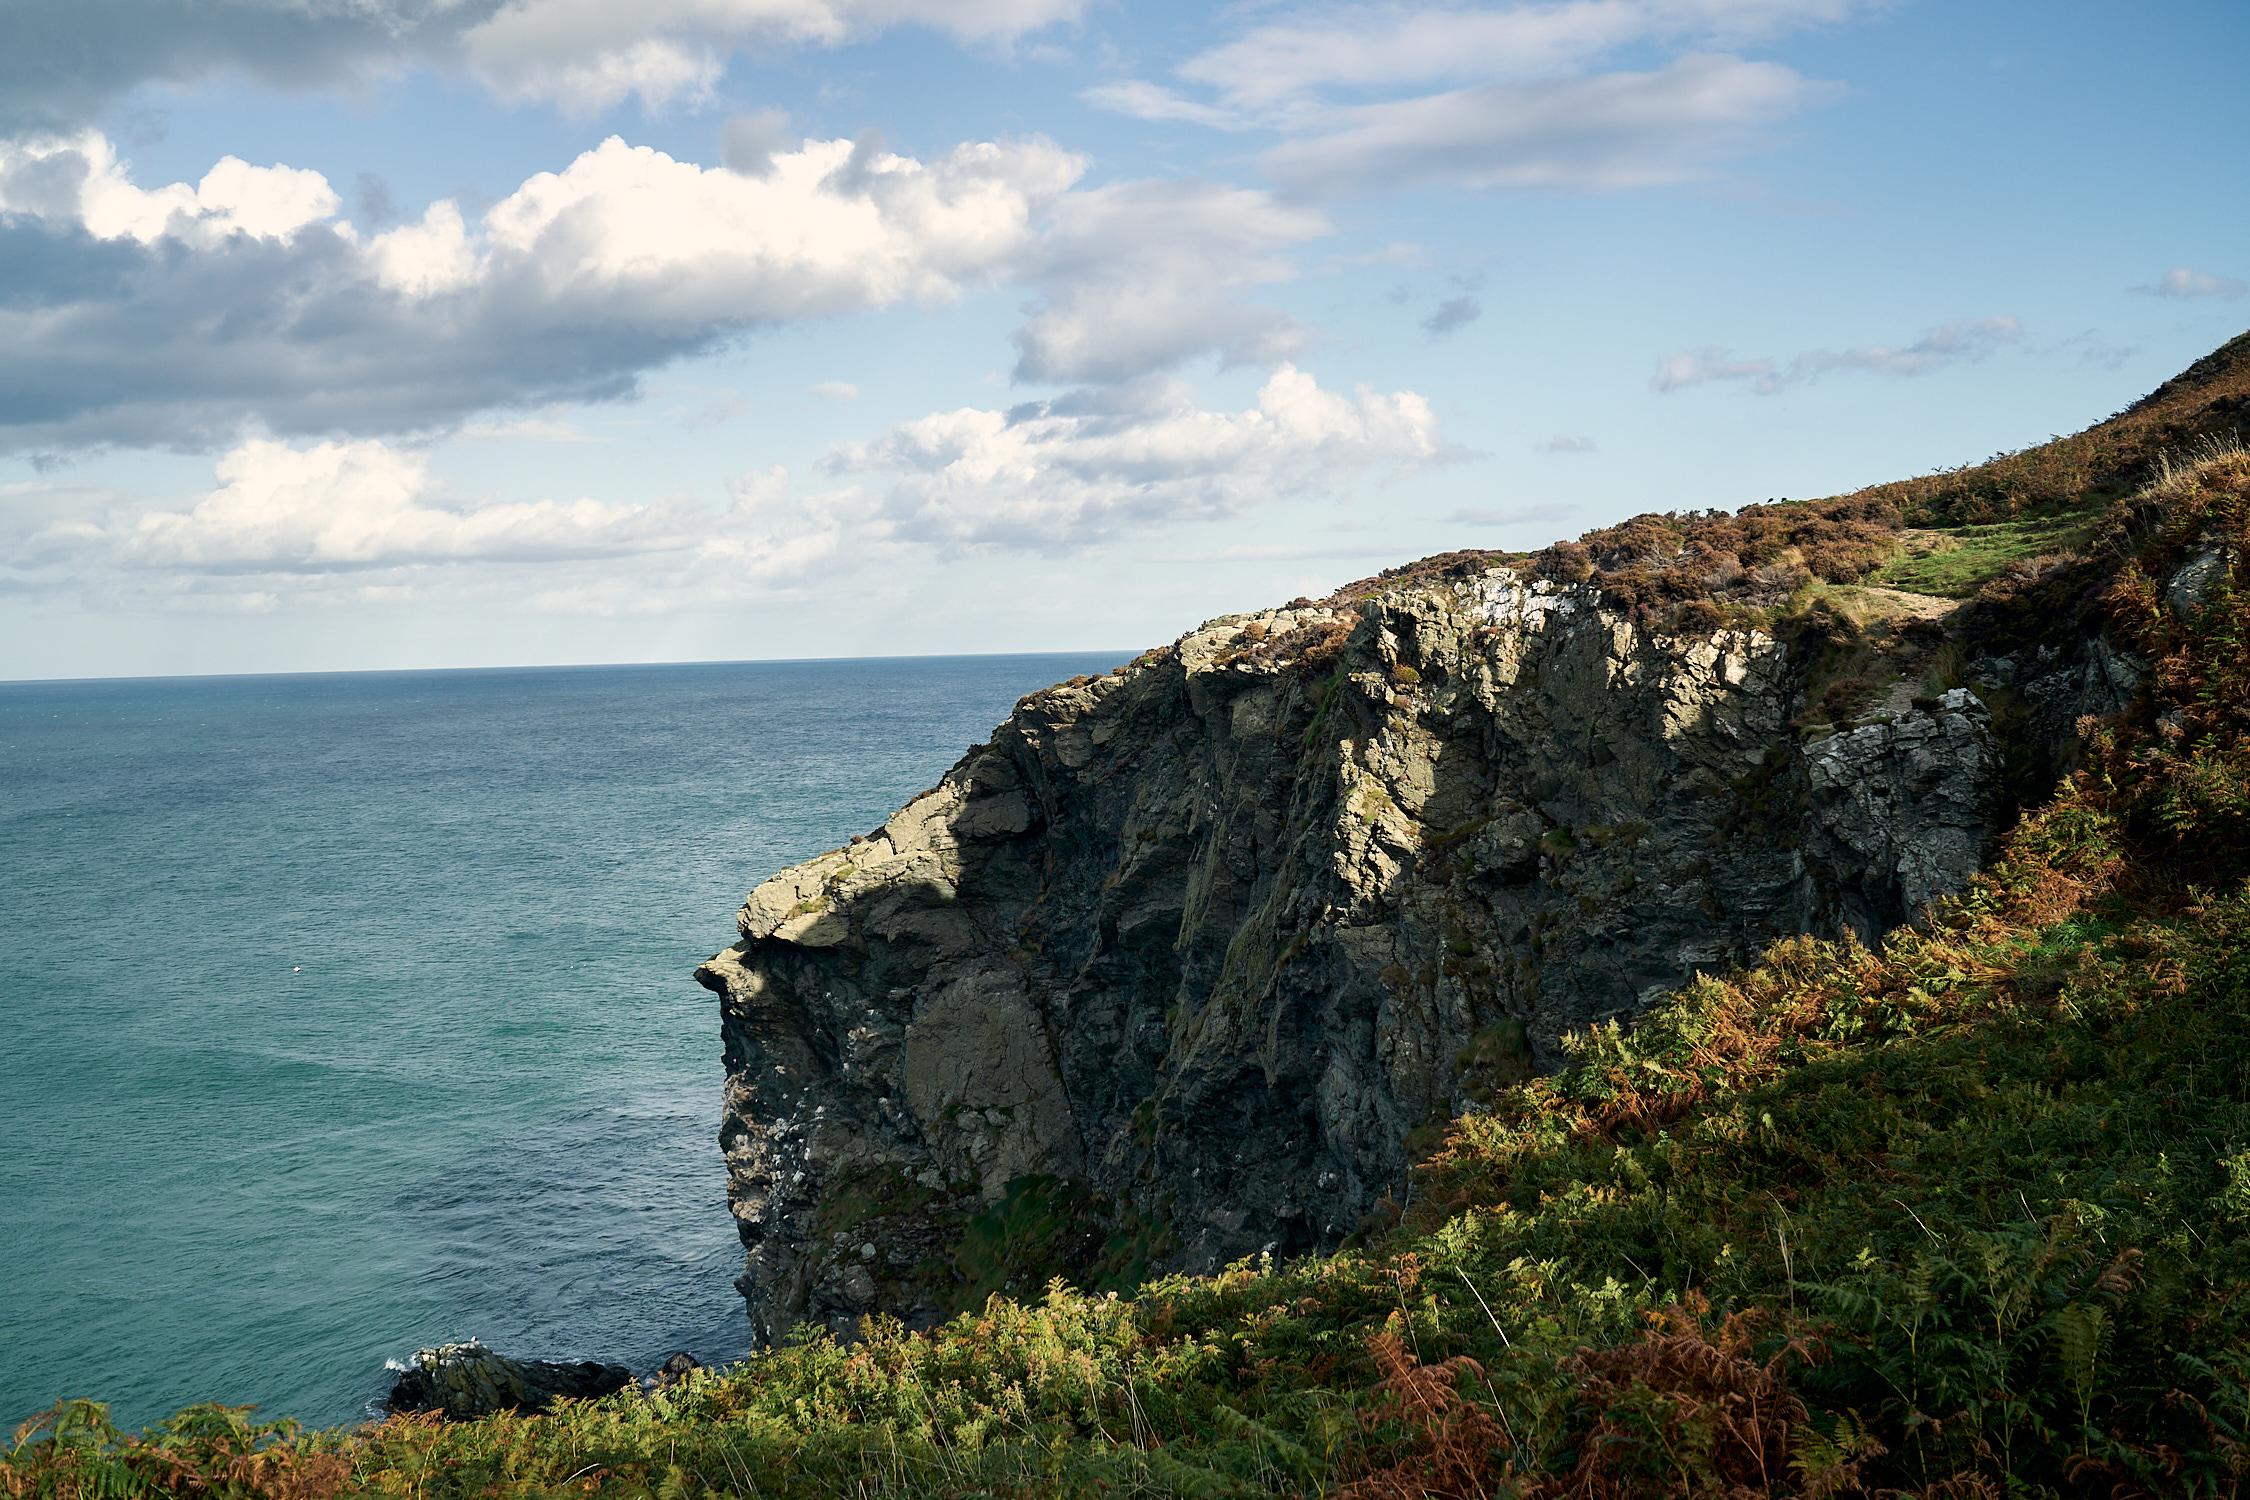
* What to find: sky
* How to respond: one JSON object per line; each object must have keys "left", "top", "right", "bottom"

{"left": 1, "top": 0, "right": 2245, "bottom": 680}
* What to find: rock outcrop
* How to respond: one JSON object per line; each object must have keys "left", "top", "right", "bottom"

{"left": 384, "top": 1341, "right": 632, "bottom": 1419}
{"left": 696, "top": 561, "right": 2007, "bottom": 1344}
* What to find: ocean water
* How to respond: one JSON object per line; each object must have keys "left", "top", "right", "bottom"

{"left": 0, "top": 653, "right": 1126, "bottom": 1434}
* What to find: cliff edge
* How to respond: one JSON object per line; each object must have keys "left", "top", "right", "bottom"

{"left": 693, "top": 545, "right": 2139, "bottom": 1343}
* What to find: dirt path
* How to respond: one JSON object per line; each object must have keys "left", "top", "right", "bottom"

{"left": 1856, "top": 584, "right": 1961, "bottom": 621}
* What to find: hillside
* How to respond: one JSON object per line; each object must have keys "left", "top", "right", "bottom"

{"left": 10, "top": 331, "right": 2250, "bottom": 1499}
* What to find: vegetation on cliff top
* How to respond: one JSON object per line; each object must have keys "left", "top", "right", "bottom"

{"left": 10, "top": 336, "right": 2250, "bottom": 1499}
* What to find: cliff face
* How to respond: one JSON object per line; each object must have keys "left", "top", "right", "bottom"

{"left": 695, "top": 561, "right": 2102, "bottom": 1344}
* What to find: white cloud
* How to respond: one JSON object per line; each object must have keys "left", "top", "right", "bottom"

{"left": 462, "top": 133, "right": 1083, "bottom": 320}
{"left": 1, "top": 132, "right": 340, "bottom": 245}
{"left": 120, "top": 440, "right": 700, "bottom": 570}
{"left": 0, "top": 130, "right": 1327, "bottom": 456}
{"left": 1655, "top": 316, "right": 2022, "bottom": 394}
{"left": 1537, "top": 435, "right": 1596, "bottom": 452}
{"left": 0, "top": 130, "right": 1087, "bottom": 452}
{"left": 1261, "top": 54, "right": 1826, "bottom": 195}
{"left": 822, "top": 364, "right": 1449, "bottom": 551}
{"left": 811, "top": 381, "right": 861, "bottom": 400}
{"left": 1010, "top": 179, "right": 1326, "bottom": 382}
{"left": 1088, "top": 1, "right": 1851, "bottom": 197}
{"left": 462, "top": 0, "right": 1090, "bottom": 111}
{"left": 2139, "top": 267, "right": 2246, "bottom": 301}
{"left": 8, "top": 371, "right": 1455, "bottom": 612}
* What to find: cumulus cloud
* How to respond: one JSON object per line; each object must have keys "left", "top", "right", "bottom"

{"left": 0, "top": 129, "right": 1330, "bottom": 453}
{"left": 0, "top": 437, "right": 715, "bottom": 623}
{"left": 119, "top": 440, "right": 702, "bottom": 570}
{"left": 811, "top": 381, "right": 861, "bottom": 401}
{"left": 1654, "top": 317, "right": 2022, "bottom": 394}
{"left": 0, "top": 129, "right": 1085, "bottom": 453}
{"left": 1537, "top": 435, "right": 1596, "bottom": 452}
{"left": 822, "top": 365, "right": 1450, "bottom": 551}
{"left": 8, "top": 369, "right": 1456, "bottom": 609}
{"left": 1009, "top": 179, "right": 1326, "bottom": 383}
{"left": 0, "top": 133, "right": 339, "bottom": 245}
{"left": 1088, "top": 0, "right": 1851, "bottom": 196}
{"left": 2139, "top": 267, "right": 2246, "bottom": 300}
{"left": 1262, "top": 54, "right": 1826, "bottom": 196}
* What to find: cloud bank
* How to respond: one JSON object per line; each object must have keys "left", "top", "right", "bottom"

{"left": 9, "top": 367, "right": 1451, "bottom": 610}
{"left": 0, "top": 0, "right": 1090, "bottom": 126}
{"left": 0, "top": 129, "right": 1353, "bottom": 454}
{"left": 826, "top": 365, "right": 1448, "bottom": 552}
{"left": 1088, "top": 0, "right": 1853, "bottom": 196}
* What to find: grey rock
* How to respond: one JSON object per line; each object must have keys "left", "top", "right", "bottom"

{"left": 1801, "top": 688, "right": 1997, "bottom": 937}
{"left": 2168, "top": 549, "right": 2232, "bottom": 621}
{"left": 695, "top": 564, "right": 2020, "bottom": 1343}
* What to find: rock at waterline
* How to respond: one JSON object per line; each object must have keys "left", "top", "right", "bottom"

{"left": 384, "top": 1340, "right": 632, "bottom": 1419}
{"left": 640, "top": 1351, "right": 705, "bottom": 1395}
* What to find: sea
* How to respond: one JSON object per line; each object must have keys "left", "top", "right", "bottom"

{"left": 0, "top": 653, "right": 1128, "bottom": 1435}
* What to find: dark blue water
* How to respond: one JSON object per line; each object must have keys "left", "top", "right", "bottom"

{"left": 0, "top": 654, "right": 1126, "bottom": 1433}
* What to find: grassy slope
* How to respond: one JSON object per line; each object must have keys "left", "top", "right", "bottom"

{"left": 11, "top": 337, "right": 2250, "bottom": 1500}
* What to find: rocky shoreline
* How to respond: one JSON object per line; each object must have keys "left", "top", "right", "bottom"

{"left": 384, "top": 1343, "right": 704, "bottom": 1420}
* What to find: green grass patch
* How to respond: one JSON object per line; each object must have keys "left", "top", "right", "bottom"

{"left": 1873, "top": 510, "right": 2099, "bottom": 598}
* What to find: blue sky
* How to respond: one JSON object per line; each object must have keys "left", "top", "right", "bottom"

{"left": 1, "top": 0, "right": 2244, "bottom": 679}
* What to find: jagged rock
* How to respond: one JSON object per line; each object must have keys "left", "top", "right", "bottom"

{"left": 1976, "top": 635, "right": 2146, "bottom": 756}
{"left": 1800, "top": 688, "right": 1997, "bottom": 929}
{"left": 695, "top": 563, "right": 2017, "bottom": 1344}
{"left": 384, "top": 1340, "right": 631, "bottom": 1419}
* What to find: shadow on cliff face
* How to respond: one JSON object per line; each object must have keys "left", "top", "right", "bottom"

{"left": 695, "top": 332, "right": 2250, "bottom": 1347}
{"left": 695, "top": 572, "right": 2010, "bottom": 1344}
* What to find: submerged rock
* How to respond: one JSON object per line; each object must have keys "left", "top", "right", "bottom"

{"left": 384, "top": 1340, "right": 631, "bottom": 1419}
{"left": 696, "top": 560, "right": 2020, "bottom": 1343}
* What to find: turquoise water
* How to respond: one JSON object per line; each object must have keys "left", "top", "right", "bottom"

{"left": 0, "top": 654, "right": 1125, "bottom": 1433}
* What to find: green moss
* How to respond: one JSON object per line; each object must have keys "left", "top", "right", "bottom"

{"left": 948, "top": 1174, "right": 1175, "bottom": 1314}
{"left": 815, "top": 1165, "right": 936, "bottom": 1239}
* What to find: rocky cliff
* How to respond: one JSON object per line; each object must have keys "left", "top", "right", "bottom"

{"left": 694, "top": 556, "right": 2135, "bottom": 1344}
